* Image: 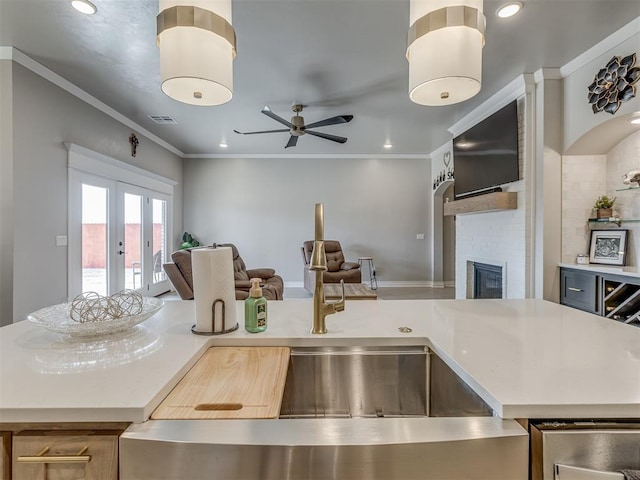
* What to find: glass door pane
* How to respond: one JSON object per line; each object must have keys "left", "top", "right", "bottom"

{"left": 121, "top": 191, "right": 143, "bottom": 291}
{"left": 82, "top": 184, "right": 108, "bottom": 296}
{"left": 152, "top": 198, "right": 167, "bottom": 284}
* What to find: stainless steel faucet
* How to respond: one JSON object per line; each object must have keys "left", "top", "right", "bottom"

{"left": 309, "top": 203, "right": 345, "bottom": 334}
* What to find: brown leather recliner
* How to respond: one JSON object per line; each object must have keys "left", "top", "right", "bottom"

{"left": 164, "top": 243, "right": 284, "bottom": 300}
{"left": 301, "top": 240, "right": 361, "bottom": 292}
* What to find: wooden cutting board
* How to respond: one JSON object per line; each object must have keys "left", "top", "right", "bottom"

{"left": 151, "top": 346, "right": 290, "bottom": 420}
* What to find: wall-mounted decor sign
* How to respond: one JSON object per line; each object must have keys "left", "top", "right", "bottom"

{"left": 588, "top": 53, "right": 639, "bottom": 115}
{"left": 433, "top": 151, "right": 454, "bottom": 190}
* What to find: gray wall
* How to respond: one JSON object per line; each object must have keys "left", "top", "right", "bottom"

{"left": 5, "top": 62, "right": 183, "bottom": 324}
{"left": 0, "top": 60, "right": 14, "bottom": 326}
{"left": 183, "top": 157, "right": 431, "bottom": 285}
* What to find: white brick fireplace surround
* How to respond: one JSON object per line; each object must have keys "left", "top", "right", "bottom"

{"left": 456, "top": 203, "right": 527, "bottom": 299}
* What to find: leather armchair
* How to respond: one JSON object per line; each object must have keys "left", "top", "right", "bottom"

{"left": 164, "top": 243, "right": 284, "bottom": 300}
{"left": 301, "top": 240, "right": 361, "bottom": 292}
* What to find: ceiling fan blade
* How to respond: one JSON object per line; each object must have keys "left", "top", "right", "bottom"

{"left": 233, "top": 128, "right": 290, "bottom": 135}
{"left": 306, "top": 130, "right": 348, "bottom": 144}
{"left": 261, "top": 105, "right": 293, "bottom": 128}
{"left": 285, "top": 136, "right": 298, "bottom": 148}
{"left": 304, "top": 115, "right": 354, "bottom": 129}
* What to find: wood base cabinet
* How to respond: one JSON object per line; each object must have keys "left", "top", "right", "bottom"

{"left": 1, "top": 432, "right": 10, "bottom": 480}
{"left": 12, "top": 432, "right": 118, "bottom": 480}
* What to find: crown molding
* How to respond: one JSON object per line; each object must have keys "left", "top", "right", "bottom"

{"left": 533, "top": 68, "right": 563, "bottom": 83}
{"left": 184, "top": 153, "right": 430, "bottom": 159}
{"left": 448, "top": 74, "right": 534, "bottom": 137}
{"left": 2, "top": 47, "right": 186, "bottom": 158}
{"left": 560, "top": 16, "right": 640, "bottom": 78}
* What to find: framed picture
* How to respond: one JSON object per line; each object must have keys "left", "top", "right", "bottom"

{"left": 589, "top": 229, "right": 628, "bottom": 266}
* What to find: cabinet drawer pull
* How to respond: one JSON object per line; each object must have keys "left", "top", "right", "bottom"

{"left": 17, "top": 445, "right": 91, "bottom": 464}
{"left": 567, "top": 287, "right": 583, "bottom": 292}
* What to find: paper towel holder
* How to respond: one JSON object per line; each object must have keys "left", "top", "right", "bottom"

{"left": 191, "top": 298, "right": 239, "bottom": 336}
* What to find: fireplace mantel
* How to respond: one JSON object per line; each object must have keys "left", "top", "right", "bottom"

{"left": 444, "top": 192, "right": 517, "bottom": 216}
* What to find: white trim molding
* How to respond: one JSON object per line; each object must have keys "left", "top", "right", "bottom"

{"left": 560, "top": 16, "right": 640, "bottom": 78}
{"left": 4, "top": 47, "right": 185, "bottom": 158}
{"left": 66, "top": 143, "right": 177, "bottom": 195}
{"left": 185, "top": 153, "right": 430, "bottom": 160}
{"left": 448, "top": 74, "right": 531, "bottom": 137}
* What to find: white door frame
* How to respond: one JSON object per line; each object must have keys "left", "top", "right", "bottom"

{"left": 67, "top": 143, "right": 175, "bottom": 300}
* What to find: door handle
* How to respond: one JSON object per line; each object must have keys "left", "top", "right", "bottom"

{"left": 567, "top": 287, "right": 583, "bottom": 292}
{"left": 118, "top": 250, "right": 127, "bottom": 255}
{"left": 17, "top": 446, "right": 91, "bottom": 464}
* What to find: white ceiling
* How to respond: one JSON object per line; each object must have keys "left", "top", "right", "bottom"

{"left": 1, "top": 0, "right": 639, "bottom": 156}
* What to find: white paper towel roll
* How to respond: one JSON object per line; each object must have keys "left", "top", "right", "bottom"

{"left": 191, "top": 247, "right": 237, "bottom": 334}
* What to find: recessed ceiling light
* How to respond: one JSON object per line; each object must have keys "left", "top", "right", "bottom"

{"left": 383, "top": 143, "right": 393, "bottom": 149}
{"left": 496, "top": 2, "right": 522, "bottom": 18}
{"left": 219, "top": 142, "right": 228, "bottom": 148}
{"left": 70, "top": 0, "right": 97, "bottom": 15}
{"left": 629, "top": 113, "right": 640, "bottom": 125}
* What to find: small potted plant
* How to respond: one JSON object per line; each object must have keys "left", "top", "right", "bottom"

{"left": 594, "top": 195, "right": 616, "bottom": 219}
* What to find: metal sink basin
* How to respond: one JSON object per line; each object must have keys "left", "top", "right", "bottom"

{"left": 280, "top": 345, "right": 426, "bottom": 418}
{"left": 279, "top": 345, "right": 492, "bottom": 419}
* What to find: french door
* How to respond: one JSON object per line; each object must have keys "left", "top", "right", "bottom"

{"left": 69, "top": 172, "right": 171, "bottom": 299}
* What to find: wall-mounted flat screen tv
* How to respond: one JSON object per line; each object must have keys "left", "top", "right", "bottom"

{"left": 453, "top": 101, "right": 519, "bottom": 199}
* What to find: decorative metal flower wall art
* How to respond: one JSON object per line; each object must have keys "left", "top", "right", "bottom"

{"left": 588, "top": 53, "right": 639, "bottom": 115}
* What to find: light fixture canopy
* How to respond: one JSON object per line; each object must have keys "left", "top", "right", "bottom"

{"left": 496, "top": 2, "right": 522, "bottom": 18}
{"left": 70, "top": 0, "right": 97, "bottom": 15}
{"left": 407, "top": 0, "right": 486, "bottom": 106}
{"left": 157, "top": 0, "right": 236, "bottom": 106}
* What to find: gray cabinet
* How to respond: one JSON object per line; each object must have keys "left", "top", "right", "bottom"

{"left": 560, "top": 267, "right": 640, "bottom": 326}
{"left": 560, "top": 268, "right": 598, "bottom": 314}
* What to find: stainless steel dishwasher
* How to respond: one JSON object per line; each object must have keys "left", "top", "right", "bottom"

{"left": 530, "top": 420, "right": 640, "bottom": 479}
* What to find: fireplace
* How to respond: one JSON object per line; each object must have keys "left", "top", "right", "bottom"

{"left": 473, "top": 263, "right": 503, "bottom": 299}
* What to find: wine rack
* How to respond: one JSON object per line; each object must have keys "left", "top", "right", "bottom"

{"left": 602, "top": 277, "right": 640, "bottom": 325}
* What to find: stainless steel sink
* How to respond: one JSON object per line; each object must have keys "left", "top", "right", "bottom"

{"left": 280, "top": 345, "right": 427, "bottom": 418}
{"left": 120, "top": 345, "right": 524, "bottom": 479}
{"left": 279, "top": 345, "right": 493, "bottom": 419}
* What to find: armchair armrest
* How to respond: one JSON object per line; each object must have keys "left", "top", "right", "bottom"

{"left": 246, "top": 268, "right": 276, "bottom": 279}
{"left": 341, "top": 262, "right": 360, "bottom": 271}
{"left": 235, "top": 280, "right": 252, "bottom": 289}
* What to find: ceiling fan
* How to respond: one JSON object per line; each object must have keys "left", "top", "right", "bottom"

{"left": 233, "top": 104, "right": 354, "bottom": 148}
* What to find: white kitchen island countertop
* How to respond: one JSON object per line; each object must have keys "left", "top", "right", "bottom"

{"left": 1, "top": 298, "right": 639, "bottom": 423}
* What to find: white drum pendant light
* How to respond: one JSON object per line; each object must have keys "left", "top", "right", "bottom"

{"left": 157, "top": 0, "right": 236, "bottom": 106}
{"left": 407, "top": 0, "right": 486, "bottom": 106}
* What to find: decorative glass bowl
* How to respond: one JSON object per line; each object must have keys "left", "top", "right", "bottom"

{"left": 28, "top": 297, "right": 164, "bottom": 337}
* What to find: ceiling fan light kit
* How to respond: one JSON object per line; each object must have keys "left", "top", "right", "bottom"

{"left": 157, "top": 0, "right": 236, "bottom": 106}
{"left": 234, "top": 105, "right": 354, "bottom": 149}
{"left": 407, "top": 0, "right": 486, "bottom": 106}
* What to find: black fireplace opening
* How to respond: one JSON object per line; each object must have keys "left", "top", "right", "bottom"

{"left": 473, "top": 263, "right": 503, "bottom": 299}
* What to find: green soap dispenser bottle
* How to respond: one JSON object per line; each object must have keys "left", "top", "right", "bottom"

{"left": 245, "top": 278, "right": 267, "bottom": 333}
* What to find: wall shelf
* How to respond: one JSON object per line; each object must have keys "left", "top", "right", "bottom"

{"left": 588, "top": 218, "right": 640, "bottom": 227}
{"left": 443, "top": 192, "right": 517, "bottom": 216}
